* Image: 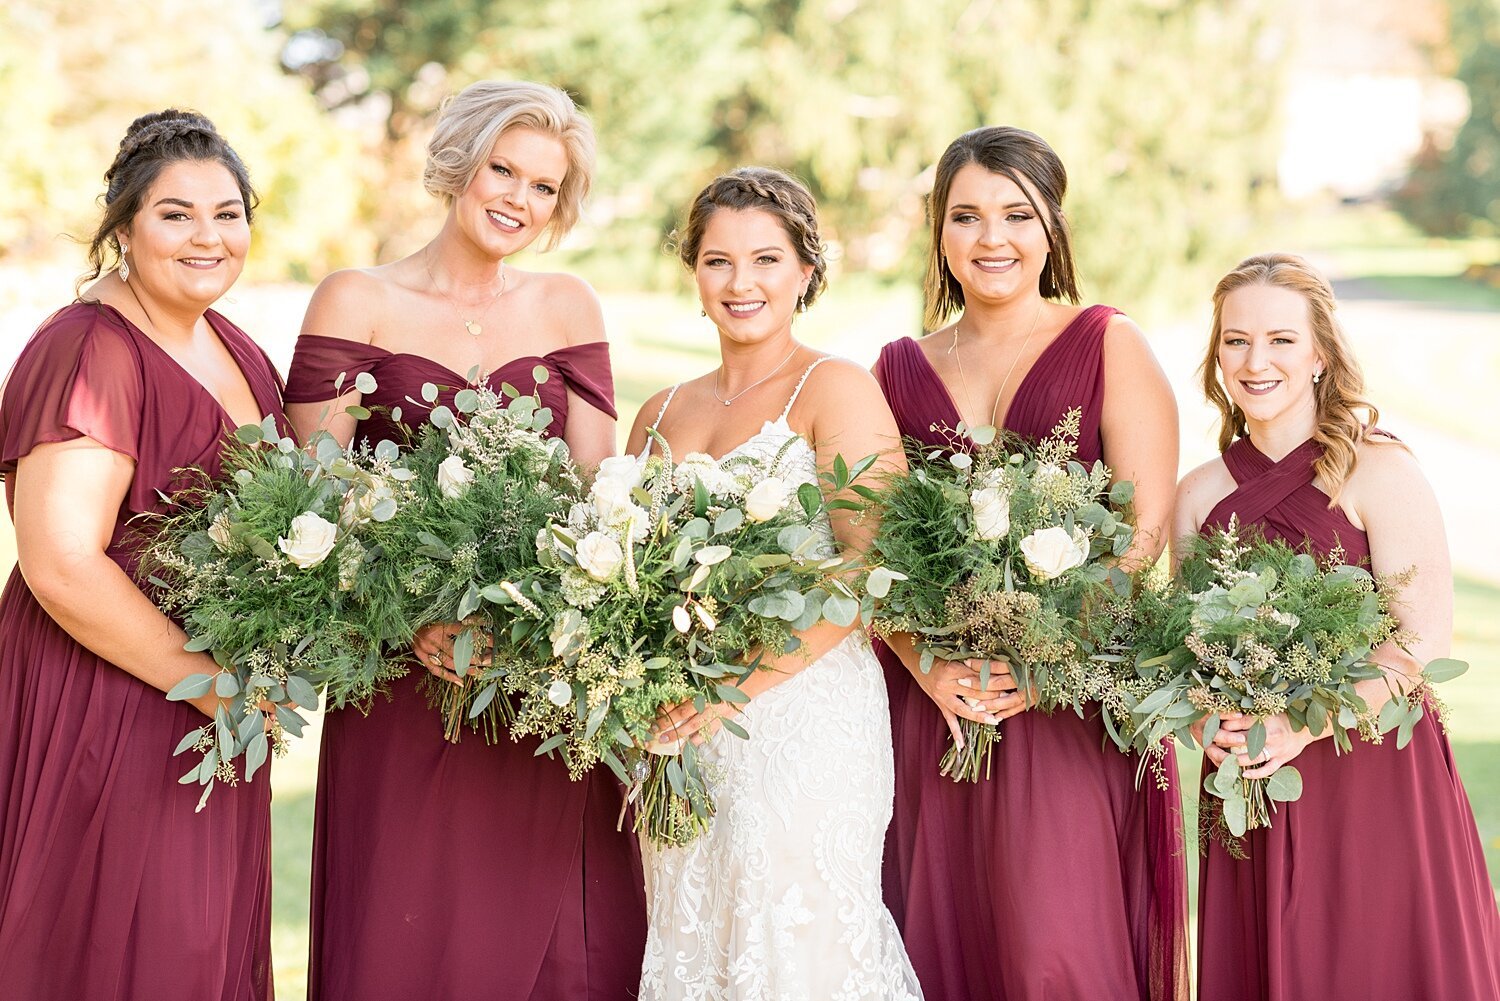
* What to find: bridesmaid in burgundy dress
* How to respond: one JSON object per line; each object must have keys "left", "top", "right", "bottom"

{"left": 874, "top": 126, "right": 1189, "bottom": 1000}
{"left": 1177, "top": 253, "right": 1500, "bottom": 1000}
{"left": 0, "top": 111, "right": 280, "bottom": 999}
{"left": 285, "top": 81, "right": 644, "bottom": 1000}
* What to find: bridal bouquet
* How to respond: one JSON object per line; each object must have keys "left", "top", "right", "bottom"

{"left": 360, "top": 372, "right": 581, "bottom": 741}
{"left": 1123, "top": 520, "right": 1468, "bottom": 850}
{"left": 482, "top": 433, "right": 880, "bottom": 847}
{"left": 142, "top": 411, "right": 413, "bottom": 809}
{"left": 868, "top": 408, "right": 1136, "bottom": 782}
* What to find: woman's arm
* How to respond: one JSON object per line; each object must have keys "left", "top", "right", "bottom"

{"left": 552, "top": 274, "right": 617, "bottom": 471}
{"left": 14, "top": 438, "right": 224, "bottom": 718}
{"left": 1100, "top": 315, "right": 1179, "bottom": 570}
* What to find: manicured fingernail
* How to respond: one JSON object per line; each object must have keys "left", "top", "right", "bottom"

{"left": 958, "top": 678, "right": 972, "bottom": 688}
{"left": 984, "top": 714, "right": 999, "bottom": 724}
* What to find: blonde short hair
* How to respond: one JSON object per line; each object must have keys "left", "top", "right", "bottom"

{"left": 423, "top": 80, "right": 596, "bottom": 251}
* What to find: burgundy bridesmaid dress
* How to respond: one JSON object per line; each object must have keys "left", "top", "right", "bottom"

{"left": 874, "top": 304, "right": 1189, "bottom": 1001}
{"left": 285, "top": 335, "right": 646, "bottom": 1001}
{"left": 1197, "top": 436, "right": 1500, "bottom": 1001}
{"left": 0, "top": 302, "right": 282, "bottom": 1000}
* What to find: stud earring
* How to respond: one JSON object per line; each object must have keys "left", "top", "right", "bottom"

{"left": 1312, "top": 371, "right": 1323, "bottom": 385}
{"left": 119, "top": 245, "right": 130, "bottom": 283}
{"left": 700, "top": 308, "right": 706, "bottom": 317}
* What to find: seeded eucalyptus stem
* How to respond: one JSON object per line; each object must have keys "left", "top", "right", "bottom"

{"left": 939, "top": 719, "right": 1000, "bottom": 782}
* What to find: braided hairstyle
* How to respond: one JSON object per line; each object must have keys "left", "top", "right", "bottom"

{"left": 80, "top": 109, "right": 256, "bottom": 291}
{"left": 673, "top": 167, "right": 828, "bottom": 309}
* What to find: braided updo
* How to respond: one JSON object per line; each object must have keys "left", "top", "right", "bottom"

{"left": 80, "top": 109, "right": 257, "bottom": 290}
{"left": 674, "top": 167, "right": 828, "bottom": 309}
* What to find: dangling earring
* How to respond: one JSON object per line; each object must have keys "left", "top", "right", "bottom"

{"left": 1312, "top": 370, "right": 1323, "bottom": 385}
{"left": 119, "top": 245, "right": 130, "bottom": 283}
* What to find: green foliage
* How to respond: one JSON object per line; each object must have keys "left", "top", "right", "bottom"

{"left": 287, "top": 0, "right": 1284, "bottom": 305}
{"left": 1396, "top": 0, "right": 1500, "bottom": 243}
{"left": 0, "top": 1, "right": 368, "bottom": 277}
{"left": 869, "top": 409, "right": 1136, "bottom": 781}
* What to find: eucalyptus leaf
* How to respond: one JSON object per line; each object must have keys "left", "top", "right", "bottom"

{"left": 354, "top": 371, "right": 378, "bottom": 394}
{"left": 1223, "top": 796, "right": 1248, "bottom": 836}
{"left": 244, "top": 730, "right": 269, "bottom": 783}
{"left": 1422, "top": 657, "right": 1469, "bottom": 684}
{"left": 1265, "top": 766, "right": 1303, "bottom": 802}
{"left": 166, "top": 674, "right": 214, "bottom": 702}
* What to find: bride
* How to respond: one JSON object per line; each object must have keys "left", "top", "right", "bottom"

{"left": 624, "top": 166, "right": 922, "bottom": 1000}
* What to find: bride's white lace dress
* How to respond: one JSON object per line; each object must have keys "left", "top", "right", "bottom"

{"left": 638, "top": 361, "right": 923, "bottom": 1001}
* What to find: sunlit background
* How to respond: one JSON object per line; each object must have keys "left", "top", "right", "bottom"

{"left": 2, "top": 1, "right": 1497, "bottom": 996}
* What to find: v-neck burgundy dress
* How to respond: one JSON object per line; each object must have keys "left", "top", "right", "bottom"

{"left": 285, "top": 334, "right": 646, "bottom": 1001}
{"left": 873, "top": 305, "right": 1189, "bottom": 1001}
{"left": 1197, "top": 436, "right": 1500, "bottom": 1001}
{"left": 0, "top": 302, "right": 283, "bottom": 1000}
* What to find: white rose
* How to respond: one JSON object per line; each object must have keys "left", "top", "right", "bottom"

{"left": 278, "top": 511, "right": 339, "bottom": 569}
{"left": 969, "top": 486, "right": 1011, "bottom": 541}
{"left": 674, "top": 453, "right": 733, "bottom": 495}
{"left": 1019, "top": 525, "right": 1090, "bottom": 581}
{"left": 744, "top": 477, "right": 791, "bottom": 522}
{"left": 436, "top": 455, "right": 474, "bottom": 499}
{"left": 546, "top": 679, "right": 573, "bottom": 707}
{"left": 591, "top": 477, "right": 638, "bottom": 525}
{"left": 208, "top": 511, "right": 235, "bottom": 551}
{"left": 596, "top": 454, "right": 645, "bottom": 489}
{"left": 576, "top": 531, "right": 624, "bottom": 581}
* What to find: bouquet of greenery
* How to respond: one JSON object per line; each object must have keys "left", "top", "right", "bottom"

{"left": 868, "top": 408, "right": 1136, "bottom": 782}
{"left": 361, "top": 371, "right": 581, "bottom": 742}
{"left": 141, "top": 413, "right": 413, "bottom": 809}
{"left": 1124, "top": 519, "right": 1468, "bottom": 850}
{"left": 481, "top": 433, "right": 881, "bottom": 848}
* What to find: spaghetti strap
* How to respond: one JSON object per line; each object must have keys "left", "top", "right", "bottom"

{"left": 778, "top": 357, "right": 831, "bottom": 422}
{"left": 641, "top": 383, "right": 683, "bottom": 458}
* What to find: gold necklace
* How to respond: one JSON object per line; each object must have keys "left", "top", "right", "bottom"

{"left": 425, "top": 251, "right": 508, "bottom": 337}
{"left": 949, "top": 299, "right": 1045, "bottom": 429}
{"left": 712, "top": 344, "right": 801, "bottom": 407}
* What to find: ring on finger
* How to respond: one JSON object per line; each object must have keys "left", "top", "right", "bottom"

{"left": 429, "top": 653, "right": 442, "bottom": 667}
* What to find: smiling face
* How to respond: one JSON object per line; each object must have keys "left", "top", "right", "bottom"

{"left": 116, "top": 159, "right": 250, "bottom": 310}
{"left": 454, "top": 126, "right": 569, "bottom": 258}
{"left": 940, "top": 163, "right": 1052, "bottom": 307}
{"left": 694, "top": 208, "right": 813, "bottom": 345}
{"left": 1217, "top": 283, "right": 1327, "bottom": 428}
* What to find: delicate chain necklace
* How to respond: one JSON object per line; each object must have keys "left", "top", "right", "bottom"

{"left": 425, "top": 250, "right": 508, "bottom": 337}
{"left": 712, "top": 345, "right": 801, "bottom": 407}
{"left": 949, "top": 299, "right": 1045, "bottom": 429}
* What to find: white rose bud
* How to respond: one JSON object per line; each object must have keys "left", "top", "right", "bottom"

{"left": 546, "top": 679, "right": 573, "bottom": 707}
{"left": 744, "top": 476, "right": 791, "bottom": 522}
{"left": 1019, "top": 525, "right": 1089, "bottom": 581}
{"left": 341, "top": 477, "right": 394, "bottom": 526}
{"left": 278, "top": 511, "right": 339, "bottom": 569}
{"left": 208, "top": 511, "right": 234, "bottom": 551}
{"left": 436, "top": 455, "right": 474, "bottom": 499}
{"left": 576, "top": 531, "right": 624, "bottom": 582}
{"left": 969, "top": 486, "right": 1011, "bottom": 541}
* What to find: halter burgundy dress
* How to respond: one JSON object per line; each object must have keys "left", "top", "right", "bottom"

{"left": 285, "top": 335, "right": 646, "bottom": 1001}
{"left": 873, "top": 304, "right": 1189, "bottom": 1001}
{"left": 1197, "top": 436, "right": 1500, "bottom": 1001}
{"left": 0, "top": 302, "right": 283, "bottom": 1000}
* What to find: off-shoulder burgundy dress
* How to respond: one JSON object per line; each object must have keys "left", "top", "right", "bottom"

{"left": 0, "top": 302, "right": 282, "bottom": 1000}
{"left": 285, "top": 335, "right": 647, "bottom": 1001}
{"left": 1196, "top": 436, "right": 1500, "bottom": 1001}
{"left": 873, "top": 305, "right": 1189, "bottom": 1001}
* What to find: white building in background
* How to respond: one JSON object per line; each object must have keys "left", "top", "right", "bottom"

{"left": 1277, "top": 0, "right": 1469, "bottom": 200}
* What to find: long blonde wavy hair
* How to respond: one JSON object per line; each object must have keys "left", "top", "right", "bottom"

{"left": 1203, "top": 253, "right": 1391, "bottom": 505}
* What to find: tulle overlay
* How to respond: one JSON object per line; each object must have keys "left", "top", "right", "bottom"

{"left": 874, "top": 306, "right": 1190, "bottom": 1001}
{"left": 285, "top": 334, "right": 646, "bottom": 1001}
{"left": 1195, "top": 436, "right": 1500, "bottom": 1001}
{"left": 0, "top": 303, "right": 283, "bottom": 1000}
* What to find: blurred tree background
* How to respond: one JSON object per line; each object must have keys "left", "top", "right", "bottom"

{"left": 3, "top": 0, "right": 1284, "bottom": 317}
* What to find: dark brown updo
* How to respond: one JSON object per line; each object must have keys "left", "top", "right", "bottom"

{"left": 80, "top": 109, "right": 257, "bottom": 289}
{"left": 923, "top": 126, "right": 1081, "bottom": 329}
{"left": 674, "top": 167, "right": 828, "bottom": 309}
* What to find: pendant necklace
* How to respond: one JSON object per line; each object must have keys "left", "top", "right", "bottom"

{"left": 949, "top": 299, "right": 1045, "bottom": 430}
{"left": 426, "top": 251, "right": 508, "bottom": 337}
{"left": 712, "top": 344, "right": 801, "bottom": 407}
